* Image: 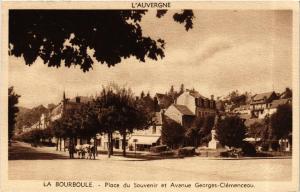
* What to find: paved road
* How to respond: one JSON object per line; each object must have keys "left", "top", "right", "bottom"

{"left": 8, "top": 142, "right": 292, "bottom": 181}
{"left": 9, "top": 142, "right": 68, "bottom": 160}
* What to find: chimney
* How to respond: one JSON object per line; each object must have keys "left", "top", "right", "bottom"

{"left": 211, "top": 95, "right": 214, "bottom": 101}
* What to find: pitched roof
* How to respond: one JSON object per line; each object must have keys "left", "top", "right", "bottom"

{"left": 188, "top": 90, "right": 206, "bottom": 99}
{"left": 173, "top": 104, "right": 194, "bottom": 116}
{"left": 269, "top": 98, "right": 291, "bottom": 109}
{"left": 50, "top": 103, "right": 63, "bottom": 117}
{"left": 252, "top": 92, "right": 275, "bottom": 101}
{"left": 155, "top": 93, "right": 173, "bottom": 109}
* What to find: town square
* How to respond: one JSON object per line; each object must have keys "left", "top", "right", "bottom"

{"left": 3, "top": 4, "right": 298, "bottom": 192}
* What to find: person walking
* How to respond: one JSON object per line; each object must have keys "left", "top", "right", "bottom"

{"left": 68, "top": 141, "right": 75, "bottom": 159}
{"left": 90, "top": 137, "right": 96, "bottom": 160}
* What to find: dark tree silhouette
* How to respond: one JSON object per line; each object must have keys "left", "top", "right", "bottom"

{"left": 93, "top": 84, "right": 153, "bottom": 157}
{"left": 179, "top": 83, "right": 185, "bottom": 94}
{"left": 248, "top": 121, "right": 266, "bottom": 142}
{"left": 8, "top": 87, "right": 20, "bottom": 145}
{"left": 281, "top": 87, "right": 292, "bottom": 99}
{"left": 215, "top": 116, "right": 246, "bottom": 148}
{"left": 9, "top": 10, "right": 194, "bottom": 72}
{"left": 271, "top": 104, "right": 292, "bottom": 140}
{"left": 49, "top": 119, "right": 64, "bottom": 150}
{"left": 197, "top": 115, "right": 215, "bottom": 144}
{"left": 161, "top": 116, "right": 185, "bottom": 149}
{"left": 184, "top": 115, "right": 214, "bottom": 147}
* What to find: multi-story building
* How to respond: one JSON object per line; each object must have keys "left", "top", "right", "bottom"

{"left": 164, "top": 89, "right": 216, "bottom": 128}
{"left": 250, "top": 91, "right": 279, "bottom": 118}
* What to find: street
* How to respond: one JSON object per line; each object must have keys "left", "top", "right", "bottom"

{"left": 8, "top": 142, "right": 292, "bottom": 181}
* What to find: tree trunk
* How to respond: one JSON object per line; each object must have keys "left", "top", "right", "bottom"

{"left": 122, "top": 131, "right": 127, "bottom": 157}
{"left": 56, "top": 137, "right": 58, "bottom": 151}
{"left": 110, "top": 132, "right": 114, "bottom": 155}
{"left": 108, "top": 132, "right": 111, "bottom": 158}
{"left": 59, "top": 137, "right": 62, "bottom": 151}
{"left": 64, "top": 138, "right": 66, "bottom": 152}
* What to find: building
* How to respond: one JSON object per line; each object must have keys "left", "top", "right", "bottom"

{"left": 175, "top": 89, "right": 216, "bottom": 118}
{"left": 164, "top": 104, "right": 194, "bottom": 127}
{"left": 128, "top": 112, "right": 163, "bottom": 151}
{"left": 164, "top": 89, "right": 216, "bottom": 130}
{"left": 40, "top": 93, "right": 94, "bottom": 148}
{"left": 250, "top": 91, "right": 279, "bottom": 118}
{"left": 259, "top": 98, "right": 292, "bottom": 119}
{"left": 233, "top": 104, "right": 251, "bottom": 115}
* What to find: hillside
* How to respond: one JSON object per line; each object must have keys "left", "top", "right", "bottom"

{"left": 15, "top": 105, "right": 49, "bottom": 134}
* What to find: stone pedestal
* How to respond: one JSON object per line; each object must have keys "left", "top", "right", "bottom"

{"left": 208, "top": 129, "right": 222, "bottom": 149}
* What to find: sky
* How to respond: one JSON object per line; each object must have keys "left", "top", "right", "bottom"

{"left": 9, "top": 10, "right": 293, "bottom": 108}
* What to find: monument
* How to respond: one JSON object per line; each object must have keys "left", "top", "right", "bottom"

{"left": 208, "top": 113, "right": 222, "bottom": 149}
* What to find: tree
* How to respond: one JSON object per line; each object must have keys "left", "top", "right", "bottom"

{"left": 49, "top": 119, "right": 65, "bottom": 151}
{"left": 120, "top": 89, "right": 154, "bottom": 156}
{"left": 9, "top": 10, "right": 194, "bottom": 72}
{"left": 8, "top": 87, "right": 20, "bottom": 145}
{"left": 40, "top": 127, "right": 54, "bottom": 143}
{"left": 79, "top": 102, "right": 102, "bottom": 139}
{"left": 215, "top": 116, "right": 246, "bottom": 148}
{"left": 270, "top": 104, "right": 292, "bottom": 140}
{"left": 137, "top": 92, "right": 156, "bottom": 113}
{"left": 281, "top": 87, "right": 292, "bottom": 99}
{"left": 169, "top": 85, "right": 174, "bottom": 94}
{"left": 248, "top": 121, "right": 265, "bottom": 142}
{"left": 161, "top": 116, "right": 185, "bottom": 149}
{"left": 184, "top": 115, "right": 214, "bottom": 147}
{"left": 225, "top": 90, "right": 239, "bottom": 104}
{"left": 198, "top": 115, "right": 215, "bottom": 144}
{"left": 94, "top": 84, "right": 153, "bottom": 157}
{"left": 179, "top": 84, "right": 185, "bottom": 95}
{"left": 167, "top": 85, "right": 178, "bottom": 101}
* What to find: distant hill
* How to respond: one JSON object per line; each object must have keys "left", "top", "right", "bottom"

{"left": 15, "top": 105, "right": 49, "bottom": 134}
{"left": 17, "top": 106, "right": 30, "bottom": 114}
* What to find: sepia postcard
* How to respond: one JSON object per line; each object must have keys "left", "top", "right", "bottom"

{"left": 1, "top": 1, "right": 299, "bottom": 192}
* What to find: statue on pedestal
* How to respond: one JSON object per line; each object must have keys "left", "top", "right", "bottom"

{"left": 208, "top": 112, "right": 222, "bottom": 149}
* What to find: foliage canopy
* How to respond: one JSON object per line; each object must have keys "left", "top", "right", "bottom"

{"left": 9, "top": 10, "right": 194, "bottom": 72}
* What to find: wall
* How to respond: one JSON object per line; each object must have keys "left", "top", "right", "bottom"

{"left": 176, "top": 92, "right": 196, "bottom": 114}
{"left": 164, "top": 105, "right": 183, "bottom": 125}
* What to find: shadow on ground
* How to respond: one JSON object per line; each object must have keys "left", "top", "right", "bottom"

{"left": 9, "top": 143, "right": 68, "bottom": 160}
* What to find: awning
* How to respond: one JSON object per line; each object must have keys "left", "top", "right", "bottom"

{"left": 243, "top": 137, "right": 261, "bottom": 142}
{"left": 129, "top": 136, "right": 160, "bottom": 145}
